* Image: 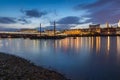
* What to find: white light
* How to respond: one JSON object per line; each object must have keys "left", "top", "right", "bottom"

{"left": 118, "top": 20, "right": 120, "bottom": 27}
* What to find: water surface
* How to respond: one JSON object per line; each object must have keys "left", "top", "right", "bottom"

{"left": 0, "top": 37, "right": 120, "bottom": 80}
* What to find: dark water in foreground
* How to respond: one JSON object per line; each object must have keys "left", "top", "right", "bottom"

{"left": 0, "top": 37, "right": 120, "bottom": 80}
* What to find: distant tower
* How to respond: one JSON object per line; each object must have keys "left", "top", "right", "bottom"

{"left": 54, "top": 21, "right": 56, "bottom": 36}
{"left": 118, "top": 20, "right": 120, "bottom": 27}
{"left": 106, "top": 22, "right": 109, "bottom": 28}
{"left": 40, "top": 23, "right": 41, "bottom": 36}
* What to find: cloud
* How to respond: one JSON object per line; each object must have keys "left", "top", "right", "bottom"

{"left": 57, "top": 24, "right": 76, "bottom": 29}
{"left": 74, "top": 0, "right": 120, "bottom": 24}
{"left": 57, "top": 16, "right": 81, "bottom": 24}
{"left": 71, "top": 22, "right": 92, "bottom": 29}
{"left": 0, "top": 22, "right": 39, "bottom": 29}
{"left": 42, "top": 24, "right": 74, "bottom": 30}
{"left": 21, "top": 9, "right": 47, "bottom": 18}
{"left": 18, "top": 18, "right": 31, "bottom": 24}
{"left": 0, "top": 16, "right": 32, "bottom": 25}
{"left": 0, "top": 17, "right": 16, "bottom": 24}
{"left": 54, "top": 16, "right": 88, "bottom": 29}
{"left": 47, "top": 16, "right": 81, "bottom": 29}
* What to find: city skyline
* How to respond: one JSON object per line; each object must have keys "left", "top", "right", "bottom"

{"left": 0, "top": 0, "right": 120, "bottom": 29}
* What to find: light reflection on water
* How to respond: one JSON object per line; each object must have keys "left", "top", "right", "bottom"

{"left": 0, "top": 37, "right": 120, "bottom": 80}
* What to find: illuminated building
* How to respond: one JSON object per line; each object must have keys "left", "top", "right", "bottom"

{"left": 101, "top": 27, "right": 116, "bottom": 35}
{"left": 116, "top": 20, "right": 120, "bottom": 35}
{"left": 81, "top": 29, "right": 90, "bottom": 35}
{"left": 44, "top": 30, "right": 60, "bottom": 36}
{"left": 106, "top": 22, "right": 109, "bottom": 28}
{"left": 100, "top": 22, "right": 116, "bottom": 35}
{"left": 101, "top": 27, "right": 116, "bottom": 34}
{"left": 89, "top": 24, "right": 101, "bottom": 33}
{"left": 64, "top": 29, "right": 82, "bottom": 35}
{"left": 116, "top": 27, "right": 120, "bottom": 34}
{"left": 118, "top": 20, "right": 120, "bottom": 27}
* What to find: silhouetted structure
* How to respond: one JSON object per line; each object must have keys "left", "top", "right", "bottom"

{"left": 40, "top": 23, "right": 41, "bottom": 36}
{"left": 54, "top": 21, "right": 56, "bottom": 36}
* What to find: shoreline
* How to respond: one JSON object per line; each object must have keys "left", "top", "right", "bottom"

{"left": 0, "top": 34, "right": 120, "bottom": 39}
{"left": 0, "top": 52, "right": 69, "bottom": 80}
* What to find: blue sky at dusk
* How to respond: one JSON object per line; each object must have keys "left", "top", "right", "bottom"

{"left": 0, "top": 0, "right": 120, "bottom": 29}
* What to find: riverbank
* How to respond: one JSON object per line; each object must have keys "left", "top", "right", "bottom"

{"left": 1, "top": 33, "right": 120, "bottom": 39}
{"left": 0, "top": 52, "right": 69, "bottom": 80}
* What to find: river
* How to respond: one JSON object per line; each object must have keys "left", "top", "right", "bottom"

{"left": 0, "top": 36, "right": 120, "bottom": 80}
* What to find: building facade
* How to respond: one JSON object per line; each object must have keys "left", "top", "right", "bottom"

{"left": 64, "top": 29, "right": 82, "bottom": 35}
{"left": 89, "top": 24, "right": 101, "bottom": 33}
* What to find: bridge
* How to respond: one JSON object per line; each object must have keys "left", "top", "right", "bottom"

{"left": 0, "top": 31, "right": 43, "bottom": 38}
{"left": 0, "top": 31, "right": 67, "bottom": 39}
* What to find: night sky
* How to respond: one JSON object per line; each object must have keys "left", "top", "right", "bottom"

{"left": 0, "top": 0, "right": 120, "bottom": 29}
